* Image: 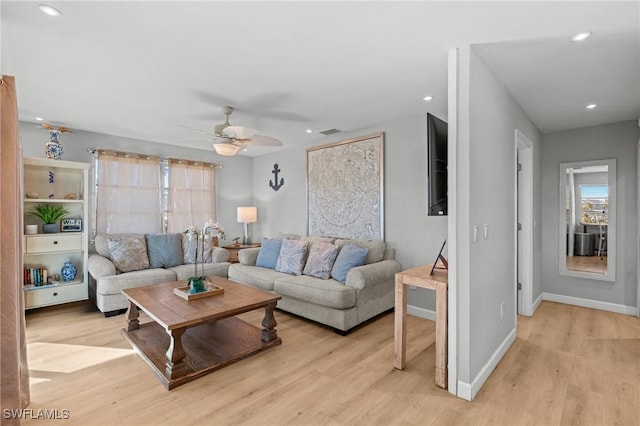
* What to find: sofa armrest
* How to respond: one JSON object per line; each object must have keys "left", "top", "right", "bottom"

{"left": 87, "top": 254, "right": 116, "bottom": 279}
{"left": 345, "top": 259, "right": 402, "bottom": 291}
{"left": 238, "top": 247, "right": 260, "bottom": 266}
{"left": 210, "top": 247, "right": 230, "bottom": 263}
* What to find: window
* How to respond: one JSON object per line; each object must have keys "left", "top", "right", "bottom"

{"left": 96, "top": 152, "right": 162, "bottom": 234}
{"left": 580, "top": 184, "right": 608, "bottom": 224}
{"left": 166, "top": 160, "right": 217, "bottom": 233}
{"left": 94, "top": 151, "right": 217, "bottom": 235}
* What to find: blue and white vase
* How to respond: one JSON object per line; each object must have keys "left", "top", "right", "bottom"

{"left": 61, "top": 262, "right": 77, "bottom": 282}
{"left": 45, "top": 130, "right": 63, "bottom": 160}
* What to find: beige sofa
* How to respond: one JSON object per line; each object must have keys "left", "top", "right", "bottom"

{"left": 228, "top": 235, "right": 401, "bottom": 334}
{"left": 88, "top": 233, "right": 230, "bottom": 316}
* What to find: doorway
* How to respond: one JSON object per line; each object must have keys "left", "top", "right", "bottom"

{"left": 516, "top": 130, "right": 534, "bottom": 316}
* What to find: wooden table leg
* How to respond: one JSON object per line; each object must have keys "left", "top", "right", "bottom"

{"left": 261, "top": 302, "right": 278, "bottom": 342}
{"left": 165, "top": 328, "right": 186, "bottom": 379}
{"left": 126, "top": 301, "right": 140, "bottom": 331}
{"left": 435, "top": 281, "right": 448, "bottom": 388}
{"left": 394, "top": 274, "right": 407, "bottom": 369}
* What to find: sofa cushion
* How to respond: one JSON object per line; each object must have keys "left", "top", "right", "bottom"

{"left": 273, "top": 275, "right": 356, "bottom": 309}
{"left": 95, "top": 233, "right": 142, "bottom": 259}
{"left": 275, "top": 239, "right": 309, "bottom": 275}
{"left": 96, "top": 268, "right": 176, "bottom": 296}
{"left": 145, "top": 233, "right": 183, "bottom": 268}
{"left": 107, "top": 234, "right": 150, "bottom": 273}
{"left": 255, "top": 238, "right": 283, "bottom": 269}
{"left": 335, "top": 238, "right": 386, "bottom": 264}
{"left": 331, "top": 243, "right": 368, "bottom": 284}
{"left": 303, "top": 241, "right": 339, "bottom": 279}
{"left": 168, "top": 263, "right": 229, "bottom": 281}
{"left": 228, "top": 263, "right": 290, "bottom": 292}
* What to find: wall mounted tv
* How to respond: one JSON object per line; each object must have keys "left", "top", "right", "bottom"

{"left": 427, "top": 113, "right": 448, "bottom": 216}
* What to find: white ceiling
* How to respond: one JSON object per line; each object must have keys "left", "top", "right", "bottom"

{"left": 2, "top": 1, "right": 639, "bottom": 156}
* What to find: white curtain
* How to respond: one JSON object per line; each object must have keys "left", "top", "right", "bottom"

{"left": 96, "top": 153, "right": 162, "bottom": 234}
{"left": 166, "top": 160, "right": 216, "bottom": 233}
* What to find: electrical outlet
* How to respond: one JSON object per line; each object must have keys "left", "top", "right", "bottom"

{"left": 483, "top": 224, "right": 489, "bottom": 240}
{"left": 473, "top": 225, "right": 478, "bottom": 242}
{"left": 500, "top": 301, "right": 505, "bottom": 321}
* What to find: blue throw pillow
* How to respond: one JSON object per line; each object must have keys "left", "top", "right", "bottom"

{"left": 256, "top": 238, "right": 283, "bottom": 269}
{"left": 145, "top": 233, "right": 183, "bottom": 268}
{"left": 331, "top": 243, "right": 368, "bottom": 284}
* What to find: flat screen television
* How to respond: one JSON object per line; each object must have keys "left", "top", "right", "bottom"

{"left": 427, "top": 113, "right": 448, "bottom": 216}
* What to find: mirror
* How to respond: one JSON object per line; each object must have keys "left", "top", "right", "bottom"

{"left": 559, "top": 159, "right": 616, "bottom": 282}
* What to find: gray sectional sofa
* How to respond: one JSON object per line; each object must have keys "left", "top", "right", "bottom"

{"left": 88, "top": 233, "right": 230, "bottom": 316}
{"left": 228, "top": 235, "right": 402, "bottom": 333}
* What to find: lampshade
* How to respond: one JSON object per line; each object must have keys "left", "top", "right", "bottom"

{"left": 213, "top": 143, "right": 240, "bottom": 156}
{"left": 237, "top": 207, "right": 257, "bottom": 223}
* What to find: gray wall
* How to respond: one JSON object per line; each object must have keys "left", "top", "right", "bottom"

{"left": 19, "top": 123, "right": 254, "bottom": 242}
{"left": 251, "top": 114, "right": 448, "bottom": 310}
{"left": 541, "top": 120, "right": 638, "bottom": 308}
{"left": 454, "top": 46, "right": 543, "bottom": 386}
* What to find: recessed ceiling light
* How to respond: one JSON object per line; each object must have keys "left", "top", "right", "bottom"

{"left": 422, "top": 95, "right": 434, "bottom": 102}
{"left": 571, "top": 32, "right": 591, "bottom": 42}
{"left": 38, "top": 4, "right": 62, "bottom": 17}
{"left": 305, "top": 129, "right": 313, "bottom": 134}
{"left": 586, "top": 104, "right": 598, "bottom": 109}
{"left": 34, "top": 117, "right": 44, "bottom": 121}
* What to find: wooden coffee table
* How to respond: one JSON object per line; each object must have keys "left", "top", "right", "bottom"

{"left": 121, "top": 276, "right": 281, "bottom": 390}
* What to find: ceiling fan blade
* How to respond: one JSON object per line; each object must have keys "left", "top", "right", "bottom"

{"left": 243, "top": 135, "right": 283, "bottom": 147}
{"left": 222, "top": 125, "right": 257, "bottom": 140}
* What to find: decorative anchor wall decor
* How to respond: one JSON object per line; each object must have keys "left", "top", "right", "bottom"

{"left": 269, "top": 163, "right": 284, "bottom": 191}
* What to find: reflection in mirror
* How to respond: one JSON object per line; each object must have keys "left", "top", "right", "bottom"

{"left": 559, "top": 159, "right": 616, "bottom": 282}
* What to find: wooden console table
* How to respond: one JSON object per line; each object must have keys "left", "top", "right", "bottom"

{"left": 394, "top": 264, "right": 448, "bottom": 388}
{"left": 223, "top": 243, "right": 261, "bottom": 263}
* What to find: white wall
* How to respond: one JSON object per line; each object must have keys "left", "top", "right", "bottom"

{"left": 453, "top": 45, "right": 543, "bottom": 398}
{"left": 541, "top": 120, "right": 638, "bottom": 309}
{"left": 19, "top": 123, "right": 254, "bottom": 242}
{"left": 251, "top": 114, "right": 448, "bottom": 311}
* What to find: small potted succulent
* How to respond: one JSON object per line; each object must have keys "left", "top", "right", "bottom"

{"left": 28, "top": 204, "right": 70, "bottom": 233}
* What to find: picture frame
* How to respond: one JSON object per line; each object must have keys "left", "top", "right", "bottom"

{"left": 306, "top": 133, "right": 384, "bottom": 240}
{"left": 61, "top": 218, "right": 82, "bottom": 232}
{"left": 430, "top": 239, "right": 448, "bottom": 275}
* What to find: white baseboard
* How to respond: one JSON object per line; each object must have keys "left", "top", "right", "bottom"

{"left": 407, "top": 305, "right": 436, "bottom": 321}
{"left": 457, "top": 327, "right": 516, "bottom": 401}
{"left": 532, "top": 293, "right": 543, "bottom": 314}
{"left": 542, "top": 292, "right": 638, "bottom": 316}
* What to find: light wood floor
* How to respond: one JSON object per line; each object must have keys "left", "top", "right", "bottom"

{"left": 22, "top": 300, "right": 639, "bottom": 426}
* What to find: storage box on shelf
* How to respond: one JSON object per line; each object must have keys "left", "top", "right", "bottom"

{"left": 23, "top": 157, "right": 90, "bottom": 309}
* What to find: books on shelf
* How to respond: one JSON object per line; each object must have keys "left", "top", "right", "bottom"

{"left": 23, "top": 266, "right": 48, "bottom": 286}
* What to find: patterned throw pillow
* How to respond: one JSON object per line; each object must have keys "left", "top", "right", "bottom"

{"left": 275, "top": 239, "right": 309, "bottom": 275}
{"left": 256, "top": 238, "right": 283, "bottom": 269}
{"left": 331, "top": 243, "right": 368, "bottom": 284}
{"left": 303, "top": 241, "right": 339, "bottom": 279}
{"left": 108, "top": 235, "right": 150, "bottom": 273}
{"left": 182, "top": 234, "right": 219, "bottom": 264}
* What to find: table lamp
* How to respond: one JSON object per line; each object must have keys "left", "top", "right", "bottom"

{"left": 237, "top": 206, "right": 257, "bottom": 245}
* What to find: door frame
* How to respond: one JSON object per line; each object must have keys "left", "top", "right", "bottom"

{"left": 515, "top": 129, "right": 534, "bottom": 316}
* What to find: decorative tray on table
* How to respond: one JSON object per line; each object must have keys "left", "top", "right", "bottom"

{"left": 173, "top": 283, "right": 224, "bottom": 300}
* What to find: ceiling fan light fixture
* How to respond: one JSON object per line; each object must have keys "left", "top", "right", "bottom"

{"left": 213, "top": 143, "right": 241, "bottom": 156}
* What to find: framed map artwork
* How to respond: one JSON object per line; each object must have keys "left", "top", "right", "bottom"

{"left": 306, "top": 133, "right": 384, "bottom": 240}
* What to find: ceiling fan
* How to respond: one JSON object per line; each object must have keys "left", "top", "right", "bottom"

{"left": 191, "top": 106, "right": 283, "bottom": 156}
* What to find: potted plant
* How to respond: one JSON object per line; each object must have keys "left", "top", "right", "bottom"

{"left": 28, "top": 204, "right": 70, "bottom": 233}
{"left": 184, "top": 221, "right": 225, "bottom": 293}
